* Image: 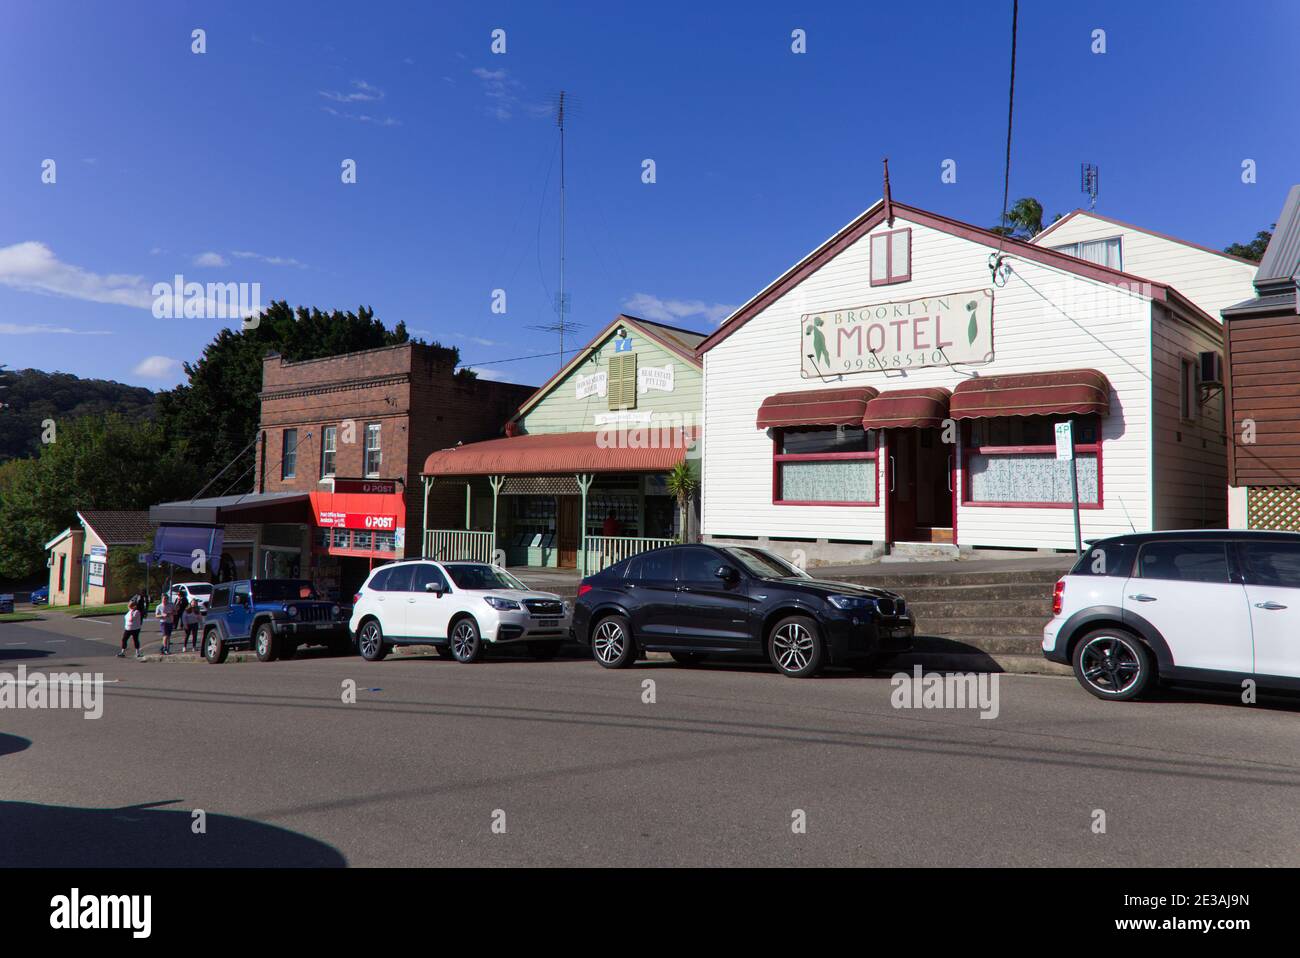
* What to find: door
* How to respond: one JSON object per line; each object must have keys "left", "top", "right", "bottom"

{"left": 889, "top": 428, "right": 953, "bottom": 544}
{"left": 557, "top": 496, "right": 581, "bottom": 568}
{"left": 1125, "top": 539, "right": 1252, "bottom": 675}
{"left": 624, "top": 548, "right": 679, "bottom": 646}
{"left": 228, "top": 582, "right": 253, "bottom": 639}
{"left": 888, "top": 430, "right": 917, "bottom": 542}
{"left": 376, "top": 563, "right": 413, "bottom": 637}
{"left": 1237, "top": 540, "right": 1300, "bottom": 681}
{"left": 672, "top": 547, "right": 754, "bottom": 652}
{"left": 405, "top": 562, "right": 453, "bottom": 640}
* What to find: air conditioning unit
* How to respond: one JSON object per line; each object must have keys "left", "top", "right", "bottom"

{"left": 1198, "top": 351, "right": 1224, "bottom": 386}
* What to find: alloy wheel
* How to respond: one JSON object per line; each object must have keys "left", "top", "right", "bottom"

{"left": 1079, "top": 635, "right": 1142, "bottom": 695}
{"left": 451, "top": 621, "right": 478, "bottom": 659}
{"left": 359, "top": 623, "right": 381, "bottom": 659}
{"left": 592, "top": 620, "right": 625, "bottom": 664}
{"left": 256, "top": 631, "right": 270, "bottom": 658}
{"left": 772, "top": 622, "right": 815, "bottom": 673}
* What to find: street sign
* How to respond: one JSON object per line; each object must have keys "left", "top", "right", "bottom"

{"left": 1055, "top": 421, "right": 1074, "bottom": 461}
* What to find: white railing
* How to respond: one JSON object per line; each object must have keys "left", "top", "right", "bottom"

{"left": 425, "top": 530, "right": 495, "bottom": 563}
{"left": 583, "top": 535, "right": 675, "bottom": 574}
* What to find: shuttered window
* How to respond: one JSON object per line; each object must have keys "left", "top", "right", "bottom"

{"left": 608, "top": 353, "right": 637, "bottom": 410}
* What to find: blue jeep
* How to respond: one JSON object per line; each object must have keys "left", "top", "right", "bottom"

{"left": 201, "top": 579, "right": 351, "bottom": 664}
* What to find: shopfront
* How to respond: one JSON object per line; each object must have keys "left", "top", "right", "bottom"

{"left": 699, "top": 197, "right": 1228, "bottom": 563}
{"left": 421, "top": 314, "right": 705, "bottom": 571}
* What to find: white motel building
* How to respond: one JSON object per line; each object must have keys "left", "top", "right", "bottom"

{"left": 696, "top": 198, "right": 1258, "bottom": 563}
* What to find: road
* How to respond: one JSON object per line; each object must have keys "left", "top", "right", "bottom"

{"left": 2, "top": 611, "right": 1298, "bottom": 867}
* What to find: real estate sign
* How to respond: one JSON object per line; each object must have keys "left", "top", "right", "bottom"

{"left": 801, "top": 288, "right": 994, "bottom": 377}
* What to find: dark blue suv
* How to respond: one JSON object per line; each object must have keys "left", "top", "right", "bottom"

{"left": 202, "top": 579, "right": 351, "bottom": 664}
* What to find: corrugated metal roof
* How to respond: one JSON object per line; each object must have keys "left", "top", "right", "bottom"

{"left": 1255, "top": 184, "right": 1300, "bottom": 293}
{"left": 1222, "top": 290, "right": 1297, "bottom": 318}
{"left": 424, "top": 430, "right": 692, "bottom": 477}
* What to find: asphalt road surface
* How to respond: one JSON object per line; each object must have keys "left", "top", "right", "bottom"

{"left": 2, "top": 612, "right": 1298, "bottom": 867}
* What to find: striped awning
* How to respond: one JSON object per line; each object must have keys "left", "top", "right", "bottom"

{"left": 950, "top": 369, "right": 1111, "bottom": 419}
{"left": 756, "top": 386, "right": 879, "bottom": 429}
{"left": 862, "top": 387, "right": 951, "bottom": 429}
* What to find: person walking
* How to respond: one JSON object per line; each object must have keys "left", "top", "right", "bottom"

{"left": 156, "top": 590, "right": 176, "bottom": 655}
{"left": 181, "top": 600, "right": 201, "bottom": 653}
{"left": 118, "top": 599, "right": 143, "bottom": 658}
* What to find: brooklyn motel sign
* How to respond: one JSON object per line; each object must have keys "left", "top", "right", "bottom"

{"left": 800, "top": 288, "right": 994, "bottom": 377}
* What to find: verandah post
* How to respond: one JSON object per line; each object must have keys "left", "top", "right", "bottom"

{"left": 489, "top": 475, "right": 504, "bottom": 565}
{"left": 577, "top": 473, "right": 594, "bottom": 575}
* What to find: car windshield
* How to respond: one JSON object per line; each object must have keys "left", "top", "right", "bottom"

{"left": 722, "top": 547, "right": 811, "bottom": 579}
{"left": 253, "top": 580, "right": 319, "bottom": 601}
{"left": 445, "top": 564, "right": 528, "bottom": 591}
{"left": 185, "top": 585, "right": 212, "bottom": 596}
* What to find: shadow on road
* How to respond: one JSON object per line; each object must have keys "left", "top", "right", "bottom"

{"left": 0, "top": 733, "right": 32, "bottom": 757}
{"left": 0, "top": 648, "right": 56, "bottom": 662}
{"left": 0, "top": 799, "right": 348, "bottom": 867}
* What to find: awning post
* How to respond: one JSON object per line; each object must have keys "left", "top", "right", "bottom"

{"left": 489, "top": 475, "right": 504, "bottom": 564}
{"left": 465, "top": 482, "right": 472, "bottom": 530}
{"left": 576, "top": 473, "right": 594, "bottom": 575}
{"left": 422, "top": 477, "right": 432, "bottom": 557}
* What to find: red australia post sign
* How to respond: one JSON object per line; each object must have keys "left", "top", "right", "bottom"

{"left": 317, "top": 511, "right": 398, "bottom": 531}
{"left": 800, "top": 288, "right": 994, "bottom": 377}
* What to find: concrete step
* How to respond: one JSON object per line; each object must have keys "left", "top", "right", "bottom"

{"left": 912, "top": 633, "right": 1045, "bottom": 655}
{"left": 827, "top": 568, "right": 1066, "bottom": 589}
{"left": 891, "top": 582, "right": 1054, "bottom": 602}
{"left": 906, "top": 598, "right": 1052, "bottom": 620}
{"left": 912, "top": 615, "right": 1048, "bottom": 637}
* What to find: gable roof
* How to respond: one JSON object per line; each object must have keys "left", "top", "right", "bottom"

{"left": 1254, "top": 184, "right": 1300, "bottom": 294}
{"left": 697, "top": 199, "right": 1219, "bottom": 355}
{"left": 1031, "top": 209, "right": 1261, "bottom": 267}
{"left": 77, "top": 510, "right": 155, "bottom": 546}
{"left": 512, "top": 313, "right": 704, "bottom": 421}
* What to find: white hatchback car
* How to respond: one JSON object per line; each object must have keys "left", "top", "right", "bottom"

{"left": 1043, "top": 530, "right": 1300, "bottom": 700}
{"left": 349, "top": 560, "right": 572, "bottom": 663}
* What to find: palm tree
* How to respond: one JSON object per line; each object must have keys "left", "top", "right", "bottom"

{"left": 664, "top": 461, "right": 699, "bottom": 543}
{"left": 990, "top": 197, "right": 1046, "bottom": 239}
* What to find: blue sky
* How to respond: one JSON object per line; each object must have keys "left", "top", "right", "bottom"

{"left": 1, "top": 0, "right": 1296, "bottom": 390}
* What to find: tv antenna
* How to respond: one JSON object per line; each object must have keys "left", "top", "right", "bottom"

{"left": 528, "top": 90, "right": 583, "bottom": 367}
{"left": 1081, "top": 163, "right": 1099, "bottom": 210}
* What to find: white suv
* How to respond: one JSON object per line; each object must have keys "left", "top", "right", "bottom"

{"left": 349, "top": 560, "right": 572, "bottom": 663}
{"left": 1043, "top": 530, "right": 1300, "bottom": 700}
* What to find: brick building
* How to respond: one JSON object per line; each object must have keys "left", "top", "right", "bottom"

{"left": 247, "top": 342, "right": 533, "bottom": 594}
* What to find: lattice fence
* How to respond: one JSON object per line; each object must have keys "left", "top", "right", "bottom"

{"left": 1247, "top": 486, "right": 1300, "bottom": 532}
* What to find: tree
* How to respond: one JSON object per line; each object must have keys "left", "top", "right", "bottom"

{"left": 155, "top": 301, "right": 457, "bottom": 493}
{"left": 1224, "top": 226, "right": 1274, "bottom": 262}
{"left": 664, "top": 460, "right": 699, "bottom": 543}
{"left": 0, "top": 414, "right": 198, "bottom": 579}
{"left": 0, "top": 367, "right": 156, "bottom": 465}
{"left": 989, "top": 197, "right": 1045, "bottom": 240}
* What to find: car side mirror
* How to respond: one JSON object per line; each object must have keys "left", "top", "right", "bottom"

{"left": 715, "top": 565, "right": 738, "bottom": 582}
{"left": 426, "top": 582, "right": 444, "bottom": 597}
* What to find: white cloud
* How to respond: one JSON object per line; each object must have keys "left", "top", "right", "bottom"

{"left": 193, "top": 251, "right": 227, "bottom": 267}
{"left": 0, "top": 322, "right": 111, "bottom": 335}
{"left": 623, "top": 292, "right": 735, "bottom": 326}
{"left": 231, "top": 250, "right": 307, "bottom": 269}
{"left": 321, "top": 106, "right": 401, "bottom": 127}
{"left": 464, "top": 366, "right": 510, "bottom": 381}
{"left": 132, "top": 355, "right": 182, "bottom": 379}
{"left": 320, "top": 79, "right": 384, "bottom": 103}
{"left": 472, "top": 67, "right": 549, "bottom": 121}
{"left": 0, "top": 241, "right": 153, "bottom": 309}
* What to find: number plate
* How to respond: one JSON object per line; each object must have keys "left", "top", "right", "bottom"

{"left": 536, "top": 619, "right": 559, "bottom": 627}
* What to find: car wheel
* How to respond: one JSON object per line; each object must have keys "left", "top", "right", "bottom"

{"left": 203, "top": 628, "right": 228, "bottom": 665}
{"left": 591, "top": 614, "right": 636, "bottom": 669}
{"left": 358, "top": 620, "right": 388, "bottom": 661}
{"left": 670, "top": 651, "right": 706, "bottom": 666}
{"left": 450, "top": 618, "right": 483, "bottom": 663}
{"left": 768, "top": 615, "right": 824, "bottom": 678}
{"left": 528, "top": 640, "right": 563, "bottom": 660}
{"left": 254, "top": 623, "right": 278, "bottom": 662}
{"left": 1072, "top": 628, "right": 1153, "bottom": 701}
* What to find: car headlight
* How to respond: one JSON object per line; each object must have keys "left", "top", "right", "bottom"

{"left": 827, "top": 594, "right": 872, "bottom": 611}
{"left": 562, "top": 601, "right": 572, "bottom": 615}
{"left": 285, "top": 605, "right": 299, "bottom": 617}
{"left": 332, "top": 604, "right": 341, "bottom": 618}
{"left": 484, "top": 596, "right": 521, "bottom": 611}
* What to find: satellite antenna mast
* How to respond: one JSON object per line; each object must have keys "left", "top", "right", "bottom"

{"left": 528, "top": 91, "right": 582, "bottom": 368}
{"left": 1081, "top": 162, "right": 1099, "bottom": 210}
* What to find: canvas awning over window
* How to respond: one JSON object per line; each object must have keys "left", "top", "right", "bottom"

{"left": 861, "top": 387, "right": 951, "bottom": 429}
{"left": 147, "top": 524, "right": 225, "bottom": 568}
{"left": 950, "top": 369, "right": 1111, "bottom": 419}
{"left": 756, "top": 386, "right": 879, "bottom": 429}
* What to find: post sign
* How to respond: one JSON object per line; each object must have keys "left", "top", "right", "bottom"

{"left": 801, "top": 288, "right": 993, "bottom": 377}
{"left": 317, "top": 511, "right": 398, "bottom": 531}
{"left": 1055, "top": 422, "right": 1074, "bottom": 461}
{"left": 332, "top": 478, "right": 399, "bottom": 495}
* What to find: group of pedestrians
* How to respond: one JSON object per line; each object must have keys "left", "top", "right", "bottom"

{"left": 118, "top": 587, "right": 204, "bottom": 659}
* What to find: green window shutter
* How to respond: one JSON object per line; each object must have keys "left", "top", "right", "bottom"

{"left": 608, "top": 353, "right": 637, "bottom": 410}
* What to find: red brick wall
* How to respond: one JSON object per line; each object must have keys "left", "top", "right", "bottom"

{"left": 256, "top": 343, "right": 534, "bottom": 555}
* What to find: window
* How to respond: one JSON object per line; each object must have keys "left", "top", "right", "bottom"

{"left": 373, "top": 531, "right": 396, "bottom": 553}
{"left": 774, "top": 426, "right": 879, "bottom": 506}
{"left": 383, "top": 563, "right": 414, "bottom": 592}
{"left": 367, "top": 567, "right": 393, "bottom": 591}
{"left": 281, "top": 429, "right": 298, "bottom": 479}
{"left": 607, "top": 353, "right": 637, "bottom": 410}
{"left": 364, "top": 422, "right": 382, "bottom": 476}
{"left": 626, "top": 549, "right": 675, "bottom": 581}
{"left": 679, "top": 547, "right": 727, "bottom": 583}
{"left": 408, "top": 563, "right": 449, "bottom": 593}
{"left": 320, "top": 425, "right": 337, "bottom": 478}
{"left": 1238, "top": 542, "right": 1300, "bottom": 589}
{"left": 870, "top": 228, "right": 911, "bottom": 286}
{"left": 1179, "top": 358, "right": 1198, "bottom": 421}
{"left": 1067, "top": 540, "right": 1137, "bottom": 578}
{"left": 332, "top": 528, "right": 350, "bottom": 549}
{"left": 57, "top": 555, "right": 66, "bottom": 591}
{"left": 964, "top": 416, "right": 1102, "bottom": 507}
{"left": 1051, "top": 237, "right": 1122, "bottom": 270}
{"left": 1136, "top": 540, "right": 1231, "bottom": 584}
{"left": 210, "top": 585, "right": 230, "bottom": 608}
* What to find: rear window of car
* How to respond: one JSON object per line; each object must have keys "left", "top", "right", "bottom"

{"left": 1135, "top": 540, "right": 1231, "bottom": 584}
{"left": 367, "top": 567, "right": 392, "bottom": 591}
{"left": 383, "top": 564, "right": 415, "bottom": 593}
{"left": 210, "top": 585, "right": 230, "bottom": 608}
{"left": 1238, "top": 541, "right": 1300, "bottom": 589}
{"left": 1069, "top": 540, "right": 1137, "bottom": 578}
{"left": 626, "top": 549, "right": 675, "bottom": 581}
